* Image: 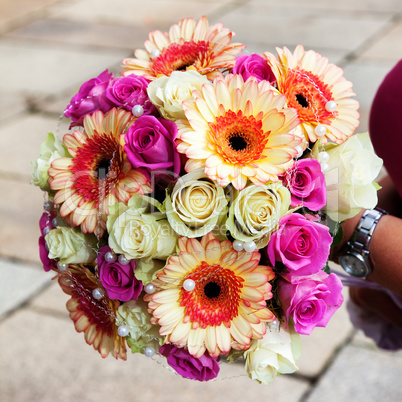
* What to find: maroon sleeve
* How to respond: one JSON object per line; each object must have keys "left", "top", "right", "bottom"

{"left": 369, "top": 60, "right": 402, "bottom": 198}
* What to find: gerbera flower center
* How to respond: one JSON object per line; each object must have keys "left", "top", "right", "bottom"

{"left": 71, "top": 132, "right": 124, "bottom": 205}
{"left": 179, "top": 261, "right": 244, "bottom": 328}
{"left": 209, "top": 110, "right": 268, "bottom": 164}
{"left": 284, "top": 68, "right": 335, "bottom": 123}
{"left": 149, "top": 40, "right": 213, "bottom": 77}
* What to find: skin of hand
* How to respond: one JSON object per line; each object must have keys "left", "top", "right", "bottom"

{"left": 331, "top": 175, "right": 402, "bottom": 327}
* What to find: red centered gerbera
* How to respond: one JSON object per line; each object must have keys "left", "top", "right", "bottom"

{"left": 121, "top": 16, "right": 245, "bottom": 80}
{"left": 145, "top": 233, "right": 275, "bottom": 358}
{"left": 48, "top": 108, "right": 152, "bottom": 235}
{"left": 58, "top": 265, "right": 127, "bottom": 360}
{"left": 264, "top": 45, "right": 360, "bottom": 144}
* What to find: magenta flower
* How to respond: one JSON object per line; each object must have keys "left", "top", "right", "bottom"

{"left": 233, "top": 53, "right": 276, "bottom": 83}
{"left": 64, "top": 69, "right": 113, "bottom": 125}
{"left": 159, "top": 344, "right": 220, "bottom": 381}
{"left": 106, "top": 76, "right": 157, "bottom": 114}
{"left": 278, "top": 271, "right": 344, "bottom": 335}
{"left": 282, "top": 159, "right": 326, "bottom": 211}
{"left": 124, "top": 115, "right": 181, "bottom": 179}
{"left": 39, "top": 211, "right": 57, "bottom": 272}
{"left": 97, "top": 246, "right": 143, "bottom": 302}
{"left": 267, "top": 213, "right": 332, "bottom": 279}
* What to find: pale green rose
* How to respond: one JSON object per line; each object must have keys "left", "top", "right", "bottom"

{"left": 117, "top": 300, "right": 163, "bottom": 354}
{"left": 244, "top": 325, "right": 301, "bottom": 384}
{"left": 163, "top": 169, "right": 229, "bottom": 239}
{"left": 147, "top": 70, "right": 209, "bottom": 120}
{"left": 226, "top": 182, "right": 291, "bottom": 248}
{"left": 31, "top": 132, "right": 69, "bottom": 190}
{"left": 134, "top": 258, "right": 165, "bottom": 285}
{"left": 311, "top": 132, "right": 383, "bottom": 221}
{"left": 107, "top": 194, "right": 178, "bottom": 260}
{"left": 45, "top": 226, "right": 97, "bottom": 264}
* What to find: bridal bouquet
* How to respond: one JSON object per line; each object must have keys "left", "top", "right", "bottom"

{"left": 31, "top": 16, "right": 382, "bottom": 383}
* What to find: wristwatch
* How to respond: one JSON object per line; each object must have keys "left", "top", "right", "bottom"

{"left": 339, "top": 207, "right": 388, "bottom": 279}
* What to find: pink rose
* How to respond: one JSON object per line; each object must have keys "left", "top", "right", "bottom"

{"left": 267, "top": 213, "right": 332, "bottom": 279}
{"left": 281, "top": 159, "right": 326, "bottom": 211}
{"left": 97, "top": 246, "right": 143, "bottom": 302}
{"left": 124, "top": 115, "right": 181, "bottom": 179}
{"left": 278, "top": 271, "right": 344, "bottom": 335}
{"left": 106, "top": 76, "right": 157, "bottom": 114}
{"left": 64, "top": 69, "right": 113, "bottom": 125}
{"left": 159, "top": 345, "right": 220, "bottom": 382}
{"left": 233, "top": 53, "right": 276, "bottom": 83}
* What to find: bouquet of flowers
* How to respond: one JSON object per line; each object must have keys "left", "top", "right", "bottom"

{"left": 31, "top": 16, "right": 383, "bottom": 383}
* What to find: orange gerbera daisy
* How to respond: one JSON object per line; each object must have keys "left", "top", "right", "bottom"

{"left": 175, "top": 74, "right": 301, "bottom": 190}
{"left": 121, "top": 16, "right": 245, "bottom": 80}
{"left": 145, "top": 233, "right": 275, "bottom": 358}
{"left": 48, "top": 108, "right": 152, "bottom": 235}
{"left": 58, "top": 265, "right": 127, "bottom": 359}
{"left": 264, "top": 45, "right": 360, "bottom": 144}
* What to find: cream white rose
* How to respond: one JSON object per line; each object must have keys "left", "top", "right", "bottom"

{"left": 147, "top": 70, "right": 209, "bottom": 120}
{"left": 31, "top": 132, "right": 69, "bottom": 190}
{"left": 107, "top": 194, "right": 178, "bottom": 260}
{"left": 226, "top": 182, "right": 291, "bottom": 248}
{"left": 164, "top": 169, "right": 228, "bottom": 239}
{"left": 311, "top": 132, "right": 383, "bottom": 221}
{"left": 117, "top": 299, "right": 162, "bottom": 354}
{"left": 244, "top": 325, "right": 301, "bottom": 384}
{"left": 45, "top": 226, "right": 97, "bottom": 264}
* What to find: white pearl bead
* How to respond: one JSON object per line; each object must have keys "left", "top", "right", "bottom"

{"left": 92, "top": 287, "right": 105, "bottom": 300}
{"left": 43, "top": 227, "right": 51, "bottom": 236}
{"left": 315, "top": 124, "right": 327, "bottom": 137}
{"left": 104, "top": 251, "right": 117, "bottom": 263}
{"left": 144, "top": 346, "right": 155, "bottom": 357}
{"left": 150, "top": 49, "right": 161, "bottom": 59}
{"left": 321, "top": 162, "right": 330, "bottom": 173}
{"left": 233, "top": 240, "right": 244, "bottom": 251}
{"left": 183, "top": 279, "right": 196, "bottom": 292}
{"left": 318, "top": 151, "right": 329, "bottom": 163}
{"left": 117, "top": 325, "right": 130, "bottom": 337}
{"left": 43, "top": 201, "right": 54, "bottom": 211}
{"left": 325, "top": 100, "right": 337, "bottom": 112}
{"left": 132, "top": 104, "right": 144, "bottom": 117}
{"left": 144, "top": 283, "right": 156, "bottom": 294}
{"left": 295, "top": 145, "right": 303, "bottom": 158}
{"left": 94, "top": 226, "right": 103, "bottom": 238}
{"left": 269, "top": 319, "right": 280, "bottom": 332}
{"left": 57, "top": 262, "right": 68, "bottom": 272}
{"left": 118, "top": 255, "right": 130, "bottom": 265}
{"left": 51, "top": 217, "right": 58, "bottom": 228}
{"left": 243, "top": 241, "right": 257, "bottom": 253}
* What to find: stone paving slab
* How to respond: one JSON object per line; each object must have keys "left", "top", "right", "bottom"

{"left": 0, "top": 179, "right": 45, "bottom": 263}
{"left": 219, "top": 3, "right": 391, "bottom": 51}
{"left": 0, "top": 259, "right": 51, "bottom": 319}
{"left": 0, "top": 38, "right": 123, "bottom": 97}
{"left": 0, "top": 309, "right": 311, "bottom": 402}
{"left": 49, "top": 0, "right": 233, "bottom": 27}
{"left": 306, "top": 344, "right": 402, "bottom": 401}
{"left": 5, "top": 19, "right": 154, "bottom": 51}
{"left": 249, "top": 0, "right": 402, "bottom": 13}
{"left": 359, "top": 21, "right": 402, "bottom": 62}
{"left": 0, "top": 0, "right": 59, "bottom": 33}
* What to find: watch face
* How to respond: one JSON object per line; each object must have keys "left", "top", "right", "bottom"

{"left": 339, "top": 253, "right": 370, "bottom": 278}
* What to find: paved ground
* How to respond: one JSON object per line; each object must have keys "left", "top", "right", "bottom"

{"left": 1, "top": 0, "right": 402, "bottom": 401}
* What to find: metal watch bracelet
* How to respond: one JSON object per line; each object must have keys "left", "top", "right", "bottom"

{"left": 350, "top": 207, "right": 388, "bottom": 262}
